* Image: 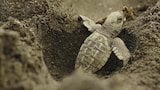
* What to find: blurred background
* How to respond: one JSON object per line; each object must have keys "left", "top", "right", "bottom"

{"left": 62, "top": 0, "right": 156, "bottom": 20}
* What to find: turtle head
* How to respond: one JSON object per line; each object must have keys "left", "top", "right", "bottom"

{"left": 102, "top": 11, "right": 126, "bottom": 37}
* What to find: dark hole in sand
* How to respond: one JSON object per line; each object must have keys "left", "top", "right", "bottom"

{"left": 42, "top": 23, "right": 137, "bottom": 79}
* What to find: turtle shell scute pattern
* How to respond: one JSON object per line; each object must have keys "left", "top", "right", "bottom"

{"left": 75, "top": 32, "right": 112, "bottom": 73}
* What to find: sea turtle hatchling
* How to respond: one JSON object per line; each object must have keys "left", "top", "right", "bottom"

{"left": 75, "top": 10, "right": 131, "bottom": 73}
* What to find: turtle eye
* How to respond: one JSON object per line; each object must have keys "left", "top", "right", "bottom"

{"left": 117, "top": 17, "right": 123, "bottom": 23}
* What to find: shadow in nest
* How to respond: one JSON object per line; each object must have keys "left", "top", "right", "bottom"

{"left": 41, "top": 23, "right": 91, "bottom": 80}
{"left": 96, "top": 28, "right": 138, "bottom": 76}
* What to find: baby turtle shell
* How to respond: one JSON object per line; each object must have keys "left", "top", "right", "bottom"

{"left": 75, "top": 31, "right": 112, "bottom": 73}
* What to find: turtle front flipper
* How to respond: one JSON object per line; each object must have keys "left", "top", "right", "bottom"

{"left": 112, "top": 37, "right": 131, "bottom": 66}
{"left": 79, "top": 15, "right": 102, "bottom": 32}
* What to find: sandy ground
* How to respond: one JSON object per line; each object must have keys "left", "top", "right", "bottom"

{"left": 62, "top": 0, "right": 157, "bottom": 20}
{"left": 0, "top": 0, "right": 160, "bottom": 90}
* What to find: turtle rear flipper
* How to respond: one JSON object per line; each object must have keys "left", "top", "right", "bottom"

{"left": 112, "top": 38, "right": 131, "bottom": 66}
{"left": 79, "top": 15, "right": 102, "bottom": 32}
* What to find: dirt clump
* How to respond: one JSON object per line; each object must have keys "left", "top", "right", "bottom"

{"left": 0, "top": 18, "right": 57, "bottom": 90}
{"left": 58, "top": 71, "right": 149, "bottom": 90}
